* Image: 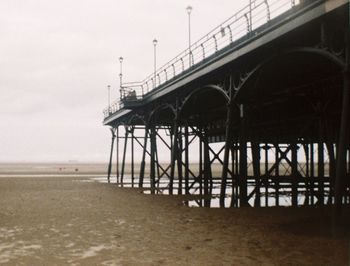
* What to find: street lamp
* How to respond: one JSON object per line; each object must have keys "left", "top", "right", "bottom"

{"left": 107, "top": 85, "right": 111, "bottom": 113}
{"left": 249, "top": 0, "right": 252, "bottom": 32}
{"left": 119, "top": 56, "right": 123, "bottom": 99}
{"left": 153, "top": 38, "right": 158, "bottom": 88}
{"left": 186, "top": 5, "right": 193, "bottom": 66}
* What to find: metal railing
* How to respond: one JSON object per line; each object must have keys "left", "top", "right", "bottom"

{"left": 104, "top": 0, "right": 304, "bottom": 118}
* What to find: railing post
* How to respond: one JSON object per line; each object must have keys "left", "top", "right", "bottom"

{"left": 264, "top": 0, "right": 270, "bottom": 21}
{"left": 227, "top": 25, "right": 233, "bottom": 43}
{"left": 164, "top": 69, "right": 168, "bottom": 81}
{"left": 172, "top": 64, "right": 176, "bottom": 77}
{"left": 201, "top": 43, "right": 205, "bottom": 59}
{"left": 157, "top": 74, "right": 161, "bottom": 86}
{"left": 213, "top": 35, "right": 218, "bottom": 52}
{"left": 180, "top": 58, "right": 185, "bottom": 71}
{"left": 190, "top": 51, "right": 194, "bottom": 66}
{"left": 244, "top": 13, "right": 250, "bottom": 34}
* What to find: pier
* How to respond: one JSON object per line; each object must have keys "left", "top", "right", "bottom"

{"left": 103, "top": 0, "right": 350, "bottom": 212}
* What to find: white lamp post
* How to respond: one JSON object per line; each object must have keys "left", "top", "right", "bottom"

{"left": 186, "top": 5, "right": 193, "bottom": 66}
{"left": 153, "top": 39, "right": 158, "bottom": 88}
{"left": 108, "top": 84, "right": 111, "bottom": 113}
{"left": 119, "top": 56, "right": 123, "bottom": 99}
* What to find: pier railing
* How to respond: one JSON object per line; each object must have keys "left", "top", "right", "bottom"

{"left": 104, "top": 0, "right": 306, "bottom": 118}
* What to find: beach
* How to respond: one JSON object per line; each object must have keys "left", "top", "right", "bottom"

{"left": 0, "top": 164, "right": 349, "bottom": 265}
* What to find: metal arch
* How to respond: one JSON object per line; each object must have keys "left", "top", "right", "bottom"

{"left": 112, "top": 120, "right": 126, "bottom": 128}
{"left": 179, "top": 84, "right": 229, "bottom": 118}
{"left": 111, "top": 112, "right": 146, "bottom": 128}
{"left": 126, "top": 113, "right": 146, "bottom": 126}
{"left": 234, "top": 47, "right": 346, "bottom": 100}
{"left": 147, "top": 103, "right": 177, "bottom": 124}
{"left": 287, "top": 47, "right": 346, "bottom": 69}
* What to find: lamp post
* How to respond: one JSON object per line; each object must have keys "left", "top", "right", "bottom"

{"left": 186, "top": 5, "right": 193, "bottom": 66}
{"left": 119, "top": 56, "right": 123, "bottom": 99}
{"left": 107, "top": 85, "right": 111, "bottom": 112}
{"left": 153, "top": 38, "right": 158, "bottom": 88}
{"left": 249, "top": 0, "right": 252, "bottom": 32}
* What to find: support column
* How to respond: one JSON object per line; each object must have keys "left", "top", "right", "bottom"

{"left": 199, "top": 131, "right": 203, "bottom": 207}
{"left": 150, "top": 124, "right": 156, "bottom": 194}
{"left": 252, "top": 142, "right": 261, "bottom": 207}
{"left": 154, "top": 132, "right": 161, "bottom": 190}
{"left": 239, "top": 105, "right": 248, "bottom": 207}
{"left": 177, "top": 127, "right": 183, "bottom": 195}
{"left": 326, "top": 142, "right": 336, "bottom": 204}
{"left": 220, "top": 101, "right": 234, "bottom": 207}
{"left": 107, "top": 128, "right": 116, "bottom": 183}
{"left": 131, "top": 126, "right": 135, "bottom": 187}
{"left": 203, "top": 131, "right": 212, "bottom": 207}
{"left": 275, "top": 143, "right": 280, "bottom": 206}
{"left": 184, "top": 126, "right": 190, "bottom": 195}
{"left": 291, "top": 142, "right": 298, "bottom": 207}
{"left": 310, "top": 143, "right": 315, "bottom": 205}
{"left": 230, "top": 142, "right": 239, "bottom": 208}
{"left": 116, "top": 127, "right": 119, "bottom": 184}
{"left": 169, "top": 122, "right": 178, "bottom": 195}
{"left": 264, "top": 143, "right": 269, "bottom": 207}
{"left": 139, "top": 125, "right": 149, "bottom": 188}
{"left": 120, "top": 126, "right": 129, "bottom": 186}
{"left": 334, "top": 40, "right": 350, "bottom": 217}
{"left": 303, "top": 143, "right": 310, "bottom": 205}
{"left": 318, "top": 140, "right": 325, "bottom": 205}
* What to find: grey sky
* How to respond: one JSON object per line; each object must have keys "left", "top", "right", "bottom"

{"left": 0, "top": 0, "right": 247, "bottom": 162}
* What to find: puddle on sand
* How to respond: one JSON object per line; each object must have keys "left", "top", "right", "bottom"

{"left": 80, "top": 245, "right": 108, "bottom": 259}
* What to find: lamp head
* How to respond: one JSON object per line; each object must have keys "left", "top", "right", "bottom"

{"left": 153, "top": 39, "right": 158, "bottom": 46}
{"left": 186, "top": 5, "right": 192, "bottom": 14}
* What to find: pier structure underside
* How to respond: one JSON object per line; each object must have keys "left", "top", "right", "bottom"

{"left": 104, "top": 1, "right": 350, "bottom": 210}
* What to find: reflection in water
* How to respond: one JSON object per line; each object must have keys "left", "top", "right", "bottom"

{"left": 88, "top": 176, "right": 327, "bottom": 208}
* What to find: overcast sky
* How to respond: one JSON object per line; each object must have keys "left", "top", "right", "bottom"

{"left": 0, "top": 0, "right": 248, "bottom": 162}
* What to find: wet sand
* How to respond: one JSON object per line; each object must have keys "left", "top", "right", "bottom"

{"left": 0, "top": 168, "right": 349, "bottom": 265}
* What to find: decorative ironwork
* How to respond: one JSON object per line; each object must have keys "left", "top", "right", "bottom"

{"left": 106, "top": 0, "right": 306, "bottom": 115}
